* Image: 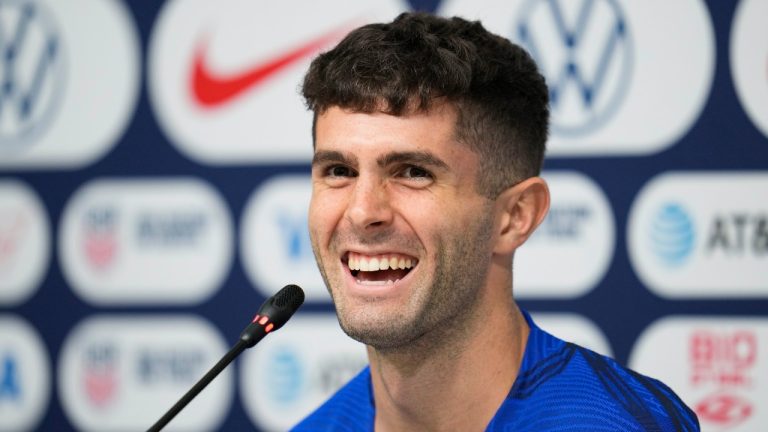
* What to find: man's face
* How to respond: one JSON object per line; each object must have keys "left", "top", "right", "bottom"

{"left": 309, "top": 103, "right": 497, "bottom": 349}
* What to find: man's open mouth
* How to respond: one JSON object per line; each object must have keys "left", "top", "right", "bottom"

{"left": 345, "top": 251, "right": 417, "bottom": 286}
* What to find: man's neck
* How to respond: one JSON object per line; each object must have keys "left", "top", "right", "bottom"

{"left": 367, "top": 284, "right": 529, "bottom": 432}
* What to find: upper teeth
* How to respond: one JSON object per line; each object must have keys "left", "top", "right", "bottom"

{"left": 348, "top": 254, "right": 415, "bottom": 271}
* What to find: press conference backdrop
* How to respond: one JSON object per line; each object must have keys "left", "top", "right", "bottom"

{"left": 0, "top": 0, "right": 765, "bottom": 430}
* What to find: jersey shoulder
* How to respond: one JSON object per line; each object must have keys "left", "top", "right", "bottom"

{"left": 489, "top": 328, "right": 700, "bottom": 432}
{"left": 291, "top": 367, "right": 374, "bottom": 432}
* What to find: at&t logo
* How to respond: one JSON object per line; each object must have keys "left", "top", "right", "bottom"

{"left": 628, "top": 172, "right": 768, "bottom": 298}
{"left": 241, "top": 315, "right": 368, "bottom": 431}
{"left": 0, "top": 0, "right": 65, "bottom": 153}
{"left": 650, "top": 203, "right": 695, "bottom": 267}
{"left": 706, "top": 213, "right": 768, "bottom": 257}
{"left": 516, "top": 0, "right": 631, "bottom": 136}
{"left": 267, "top": 347, "right": 304, "bottom": 404}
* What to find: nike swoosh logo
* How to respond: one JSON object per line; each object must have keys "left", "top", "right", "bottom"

{"left": 191, "top": 25, "right": 350, "bottom": 107}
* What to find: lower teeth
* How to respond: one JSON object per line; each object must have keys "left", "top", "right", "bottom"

{"left": 356, "top": 279, "right": 398, "bottom": 286}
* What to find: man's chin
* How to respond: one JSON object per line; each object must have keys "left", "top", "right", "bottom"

{"left": 337, "top": 312, "right": 412, "bottom": 349}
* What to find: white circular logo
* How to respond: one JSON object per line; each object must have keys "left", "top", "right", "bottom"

{"left": 240, "top": 314, "right": 367, "bottom": 431}
{"left": 0, "top": 315, "right": 50, "bottom": 432}
{"left": 241, "top": 175, "right": 331, "bottom": 302}
{"left": 630, "top": 317, "right": 768, "bottom": 430}
{"left": 0, "top": 0, "right": 140, "bottom": 169}
{"left": 438, "top": 0, "right": 715, "bottom": 156}
{"left": 627, "top": 172, "right": 768, "bottom": 298}
{"left": 730, "top": 0, "right": 768, "bottom": 139}
{"left": 515, "top": 171, "right": 615, "bottom": 298}
{"left": 148, "top": 0, "right": 408, "bottom": 164}
{"left": 0, "top": 180, "right": 49, "bottom": 305}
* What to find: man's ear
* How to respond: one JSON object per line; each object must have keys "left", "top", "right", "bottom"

{"left": 493, "top": 177, "right": 550, "bottom": 255}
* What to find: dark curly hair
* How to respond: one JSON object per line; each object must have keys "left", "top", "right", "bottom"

{"left": 302, "top": 12, "right": 549, "bottom": 198}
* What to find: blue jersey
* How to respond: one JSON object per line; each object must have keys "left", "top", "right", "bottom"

{"left": 292, "top": 311, "right": 699, "bottom": 431}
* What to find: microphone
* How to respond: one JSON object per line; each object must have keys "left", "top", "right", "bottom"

{"left": 240, "top": 283, "right": 306, "bottom": 347}
{"left": 147, "top": 284, "right": 305, "bottom": 432}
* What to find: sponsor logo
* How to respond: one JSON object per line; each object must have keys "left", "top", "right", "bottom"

{"left": 241, "top": 175, "right": 329, "bottom": 301}
{"left": 437, "top": 0, "right": 715, "bottom": 156}
{"left": 514, "top": 171, "right": 614, "bottom": 298}
{"left": 136, "top": 212, "right": 207, "bottom": 247}
{"left": 690, "top": 330, "right": 756, "bottom": 387}
{"left": 59, "top": 178, "right": 233, "bottom": 305}
{"left": 534, "top": 205, "right": 592, "bottom": 240}
{"left": 0, "top": 0, "right": 140, "bottom": 169}
{"left": 241, "top": 314, "right": 367, "bottom": 431}
{"left": 628, "top": 172, "right": 768, "bottom": 297}
{"left": 730, "top": 0, "right": 768, "bottom": 139}
{"left": 706, "top": 213, "right": 768, "bottom": 257}
{"left": 516, "top": 0, "right": 631, "bottom": 136}
{"left": 266, "top": 347, "right": 304, "bottom": 404}
{"left": 81, "top": 343, "right": 118, "bottom": 408}
{"left": 650, "top": 203, "right": 695, "bottom": 266}
{"left": 0, "top": 315, "right": 50, "bottom": 431}
{"left": 690, "top": 331, "right": 756, "bottom": 428}
{"left": 148, "top": 0, "right": 407, "bottom": 164}
{"left": 58, "top": 315, "right": 231, "bottom": 431}
{"left": 136, "top": 348, "right": 205, "bottom": 384}
{"left": 0, "top": 180, "right": 49, "bottom": 306}
{"left": 0, "top": 353, "right": 21, "bottom": 401}
{"left": 695, "top": 393, "right": 752, "bottom": 428}
{"left": 192, "top": 24, "right": 351, "bottom": 107}
{"left": 0, "top": 211, "right": 27, "bottom": 270}
{"left": 0, "top": 0, "right": 65, "bottom": 153}
{"left": 630, "top": 317, "right": 767, "bottom": 432}
{"left": 277, "top": 209, "right": 314, "bottom": 262}
{"left": 82, "top": 207, "right": 118, "bottom": 271}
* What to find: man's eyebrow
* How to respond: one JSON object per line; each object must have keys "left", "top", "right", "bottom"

{"left": 377, "top": 151, "right": 450, "bottom": 170}
{"left": 311, "top": 150, "right": 358, "bottom": 166}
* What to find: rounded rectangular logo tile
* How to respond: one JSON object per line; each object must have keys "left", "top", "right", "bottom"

{"left": 59, "top": 178, "right": 233, "bottom": 305}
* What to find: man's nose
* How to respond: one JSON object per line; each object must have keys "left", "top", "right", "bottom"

{"left": 345, "top": 176, "right": 394, "bottom": 230}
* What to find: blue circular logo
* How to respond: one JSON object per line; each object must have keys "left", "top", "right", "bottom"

{"left": 650, "top": 203, "right": 695, "bottom": 266}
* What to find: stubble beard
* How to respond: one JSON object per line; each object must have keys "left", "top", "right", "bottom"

{"left": 311, "top": 213, "right": 495, "bottom": 352}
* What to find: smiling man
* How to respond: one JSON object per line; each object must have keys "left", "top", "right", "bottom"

{"left": 293, "top": 12, "right": 699, "bottom": 432}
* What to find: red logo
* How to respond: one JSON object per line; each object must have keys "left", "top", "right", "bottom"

{"left": 690, "top": 330, "right": 756, "bottom": 386}
{"left": 82, "top": 208, "right": 118, "bottom": 271}
{"left": 83, "top": 344, "right": 118, "bottom": 408}
{"left": 0, "top": 211, "right": 26, "bottom": 269}
{"left": 190, "top": 25, "right": 350, "bottom": 107}
{"left": 695, "top": 393, "right": 752, "bottom": 427}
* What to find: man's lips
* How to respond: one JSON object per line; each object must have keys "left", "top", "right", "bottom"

{"left": 343, "top": 251, "right": 418, "bottom": 286}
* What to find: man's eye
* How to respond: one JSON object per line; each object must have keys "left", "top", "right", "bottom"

{"left": 327, "top": 165, "right": 355, "bottom": 177}
{"left": 401, "top": 165, "right": 432, "bottom": 179}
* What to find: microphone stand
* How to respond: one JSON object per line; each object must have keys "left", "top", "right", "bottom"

{"left": 146, "top": 339, "right": 248, "bottom": 432}
{"left": 146, "top": 284, "right": 304, "bottom": 431}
